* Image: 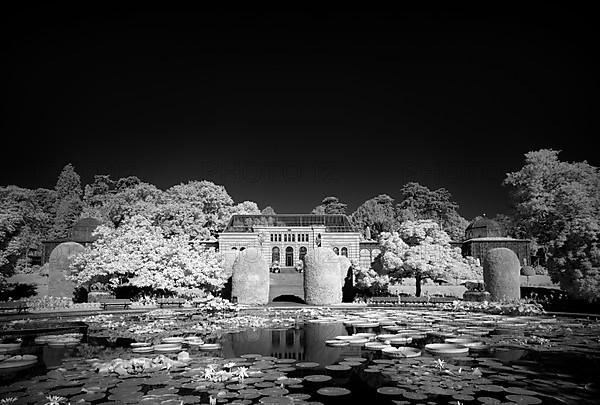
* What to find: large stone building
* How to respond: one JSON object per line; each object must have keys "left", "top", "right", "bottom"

{"left": 219, "top": 214, "right": 361, "bottom": 269}
{"left": 219, "top": 214, "right": 362, "bottom": 302}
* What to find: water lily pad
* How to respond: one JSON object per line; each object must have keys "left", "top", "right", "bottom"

{"left": 377, "top": 386, "right": 404, "bottom": 396}
{"left": 505, "top": 394, "right": 542, "bottom": 404}
{"left": 382, "top": 346, "right": 421, "bottom": 358}
{"left": 477, "top": 396, "right": 502, "bottom": 404}
{"left": 425, "top": 343, "right": 469, "bottom": 355}
{"left": 259, "top": 387, "right": 289, "bottom": 396}
{"left": 317, "top": 387, "right": 351, "bottom": 397}
{"left": 295, "top": 362, "right": 319, "bottom": 369}
{"left": 303, "top": 375, "right": 332, "bottom": 383}
{"left": 259, "top": 396, "right": 293, "bottom": 404}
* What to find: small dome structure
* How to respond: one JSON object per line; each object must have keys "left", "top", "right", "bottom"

{"left": 70, "top": 217, "right": 103, "bottom": 242}
{"left": 465, "top": 215, "right": 504, "bottom": 239}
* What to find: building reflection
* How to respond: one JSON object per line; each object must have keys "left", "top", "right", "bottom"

{"left": 221, "top": 323, "right": 363, "bottom": 365}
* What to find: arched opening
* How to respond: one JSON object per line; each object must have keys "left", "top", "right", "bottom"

{"left": 299, "top": 246, "right": 307, "bottom": 262}
{"left": 272, "top": 247, "right": 280, "bottom": 265}
{"left": 333, "top": 247, "right": 339, "bottom": 255}
{"left": 239, "top": 247, "right": 245, "bottom": 251}
{"left": 285, "top": 246, "right": 294, "bottom": 267}
{"left": 341, "top": 247, "right": 348, "bottom": 257}
{"left": 232, "top": 247, "right": 237, "bottom": 250}
{"left": 272, "top": 295, "right": 306, "bottom": 304}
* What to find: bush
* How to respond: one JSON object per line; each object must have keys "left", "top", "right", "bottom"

{"left": 304, "top": 247, "right": 342, "bottom": 305}
{"left": 521, "top": 266, "right": 536, "bottom": 277}
{"left": 483, "top": 248, "right": 521, "bottom": 301}
{"left": 353, "top": 266, "right": 390, "bottom": 297}
{"left": 231, "top": 248, "right": 269, "bottom": 305}
{"left": 0, "top": 283, "right": 37, "bottom": 301}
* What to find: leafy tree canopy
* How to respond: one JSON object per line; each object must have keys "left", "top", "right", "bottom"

{"left": 504, "top": 149, "right": 600, "bottom": 301}
{"left": 50, "top": 164, "right": 83, "bottom": 239}
{"left": 350, "top": 194, "right": 397, "bottom": 240}
{"left": 70, "top": 215, "right": 227, "bottom": 297}
{"left": 0, "top": 186, "right": 55, "bottom": 278}
{"left": 396, "top": 182, "right": 468, "bottom": 241}
{"left": 312, "top": 196, "right": 347, "bottom": 215}
{"left": 379, "top": 220, "right": 482, "bottom": 296}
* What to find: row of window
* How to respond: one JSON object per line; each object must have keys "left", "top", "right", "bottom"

{"left": 231, "top": 245, "right": 349, "bottom": 257}
{"left": 270, "top": 246, "right": 348, "bottom": 265}
{"left": 270, "top": 233, "right": 310, "bottom": 243}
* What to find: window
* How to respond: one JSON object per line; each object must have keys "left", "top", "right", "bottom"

{"left": 285, "top": 246, "right": 294, "bottom": 267}
{"left": 292, "top": 234, "right": 295, "bottom": 242}
{"left": 278, "top": 234, "right": 282, "bottom": 242}
{"left": 299, "top": 246, "right": 307, "bottom": 261}
{"left": 341, "top": 247, "right": 348, "bottom": 257}
{"left": 232, "top": 247, "right": 237, "bottom": 250}
{"left": 272, "top": 247, "right": 280, "bottom": 264}
{"left": 240, "top": 247, "right": 245, "bottom": 251}
{"left": 333, "top": 247, "right": 339, "bottom": 255}
{"left": 270, "top": 234, "right": 273, "bottom": 242}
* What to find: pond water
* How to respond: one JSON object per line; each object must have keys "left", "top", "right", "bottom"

{"left": 1, "top": 310, "right": 600, "bottom": 404}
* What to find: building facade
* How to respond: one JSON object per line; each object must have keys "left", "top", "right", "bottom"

{"left": 218, "top": 214, "right": 361, "bottom": 269}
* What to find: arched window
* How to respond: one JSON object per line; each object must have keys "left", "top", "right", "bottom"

{"left": 299, "top": 246, "right": 307, "bottom": 261}
{"left": 333, "top": 247, "right": 339, "bottom": 255}
{"left": 272, "top": 247, "right": 280, "bottom": 264}
{"left": 239, "top": 247, "right": 245, "bottom": 251}
{"left": 232, "top": 247, "right": 237, "bottom": 250}
{"left": 285, "top": 246, "right": 294, "bottom": 267}
{"left": 341, "top": 247, "right": 348, "bottom": 257}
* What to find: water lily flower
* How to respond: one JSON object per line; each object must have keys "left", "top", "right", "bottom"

{"left": 44, "top": 396, "right": 67, "bottom": 405}
{"left": 223, "top": 362, "right": 236, "bottom": 369}
{"left": 434, "top": 358, "right": 446, "bottom": 371}
{"left": 1, "top": 398, "right": 17, "bottom": 404}
{"left": 236, "top": 366, "right": 249, "bottom": 381}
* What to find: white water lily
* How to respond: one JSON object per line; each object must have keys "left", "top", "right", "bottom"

{"left": 44, "top": 396, "right": 68, "bottom": 405}
{"left": 236, "top": 366, "right": 249, "bottom": 381}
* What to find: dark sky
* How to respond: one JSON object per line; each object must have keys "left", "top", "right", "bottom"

{"left": 1, "top": 7, "right": 597, "bottom": 219}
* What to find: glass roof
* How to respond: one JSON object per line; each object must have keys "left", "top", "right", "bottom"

{"left": 223, "top": 214, "right": 356, "bottom": 233}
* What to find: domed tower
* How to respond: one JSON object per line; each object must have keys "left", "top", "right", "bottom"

{"left": 465, "top": 215, "right": 504, "bottom": 239}
{"left": 462, "top": 215, "right": 530, "bottom": 266}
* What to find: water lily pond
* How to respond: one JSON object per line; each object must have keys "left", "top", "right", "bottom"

{"left": 1, "top": 309, "right": 600, "bottom": 404}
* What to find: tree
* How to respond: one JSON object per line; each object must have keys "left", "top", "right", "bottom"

{"left": 504, "top": 149, "right": 600, "bottom": 302}
{"left": 261, "top": 206, "right": 277, "bottom": 215}
{"left": 0, "top": 186, "right": 55, "bottom": 278}
{"left": 50, "top": 164, "right": 83, "bottom": 239}
{"left": 350, "top": 194, "right": 398, "bottom": 239}
{"left": 167, "top": 181, "right": 235, "bottom": 236}
{"left": 228, "top": 201, "right": 261, "bottom": 217}
{"left": 396, "top": 182, "right": 468, "bottom": 241}
{"left": 70, "top": 215, "right": 227, "bottom": 297}
{"left": 312, "top": 196, "right": 347, "bottom": 215}
{"left": 379, "top": 220, "right": 482, "bottom": 296}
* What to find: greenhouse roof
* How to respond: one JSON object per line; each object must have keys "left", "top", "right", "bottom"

{"left": 223, "top": 214, "right": 356, "bottom": 233}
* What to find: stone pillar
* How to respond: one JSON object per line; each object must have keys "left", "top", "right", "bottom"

{"left": 232, "top": 247, "right": 269, "bottom": 305}
{"left": 48, "top": 242, "right": 85, "bottom": 298}
{"left": 304, "top": 247, "right": 342, "bottom": 305}
{"left": 483, "top": 247, "right": 521, "bottom": 301}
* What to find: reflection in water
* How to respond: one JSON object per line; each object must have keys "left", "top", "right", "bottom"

{"left": 222, "top": 322, "right": 361, "bottom": 366}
